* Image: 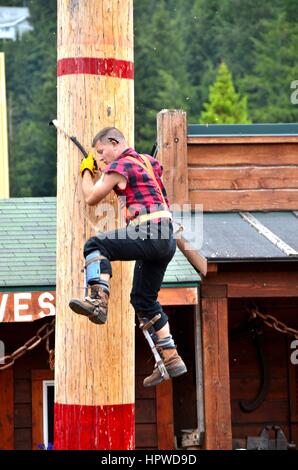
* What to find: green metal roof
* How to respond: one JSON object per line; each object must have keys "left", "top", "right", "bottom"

{"left": 188, "top": 123, "right": 298, "bottom": 137}
{"left": 0, "top": 197, "right": 56, "bottom": 287}
{"left": 162, "top": 247, "right": 200, "bottom": 285}
{"left": 0, "top": 197, "right": 200, "bottom": 288}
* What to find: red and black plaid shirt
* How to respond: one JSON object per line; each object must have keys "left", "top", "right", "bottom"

{"left": 103, "top": 148, "right": 170, "bottom": 222}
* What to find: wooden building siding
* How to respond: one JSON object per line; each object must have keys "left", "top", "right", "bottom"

{"left": 170, "top": 306, "right": 198, "bottom": 447}
{"left": 0, "top": 321, "right": 161, "bottom": 450}
{"left": 0, "top": 306, "right": 198, "bottom": 450}
{"left": 0, "top": 368, "right": 13, "bottom": 449}
{"left": 135, "top": 306, "right": 196, "bottom": 450}
{"left": 157, "top": 112, "right": 298, "bottom": 213}
{"left": 201, "top": 262, "right": 298, "bottom": 449}
{"left": 187, "top": 139, "right": 298, "bottom": 211}
{"left": 0, "top": 321, "right": 160, "bottom": 450}
{"left": 135, "top": 325, "right": 158, "bottom": 449}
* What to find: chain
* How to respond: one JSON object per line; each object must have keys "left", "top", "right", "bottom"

{"left": 251, "top": 308, "right": 298, "bottom": 340}
{"left": 0, "top": 319, "right": 55, "bottom": 371}
{"left": 46, "top": 334, "right": 55, "bottom": 371}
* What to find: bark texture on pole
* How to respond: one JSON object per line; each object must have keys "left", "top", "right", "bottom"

{"left": 55, "top": 1, "right": 134, "bottom": 450}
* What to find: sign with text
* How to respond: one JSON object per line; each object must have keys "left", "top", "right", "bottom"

{"left": 0, "top": 291, "right": 56, "bottom": 322}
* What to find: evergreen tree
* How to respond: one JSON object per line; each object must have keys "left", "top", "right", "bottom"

{"left": 134, "top": 0, "right": 193, "bottom": 151}
{"left": 1, "top": 0, "right": 56, "bottom": 196}
{"left": 200, "top": 62, "right": 250, "bottom": 124}
{"left": 1, "top": 0, "right": 297, "bottom": 195}
{"left": 217, "top": 0, "right": 283, "bottom": 79}
{"left": 185, "top": 0, "right": 283, "bottom": 119}
{"left": 241, "top": 12, "right": 298, "bottom": 123}
{"left": 185, "top": 0, "right": 223, "bottom": 117}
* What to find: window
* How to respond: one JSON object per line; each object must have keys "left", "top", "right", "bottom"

{"left": 31, "top": 370, "right": 54, "bottom": 450}
{"left": 42, "top": 380, "right": 54, "bottom": 449}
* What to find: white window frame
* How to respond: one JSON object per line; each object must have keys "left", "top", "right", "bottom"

{"left": 42, "top": 380, "right": 55, "bottom": 448}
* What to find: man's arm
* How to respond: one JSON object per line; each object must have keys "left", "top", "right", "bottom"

{"left": 82, "top": 171, "right": 126, "bottom": 206}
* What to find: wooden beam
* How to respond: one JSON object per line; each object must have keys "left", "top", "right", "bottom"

{"left": 158, "top": 287, "right": 198, "bottom": 306}
{"left": 55, "top": 0, "right": 134, "bottom": 450}
{"left": 201, "top": 297, "right": 232, "bottom": 449}
{"left": 189, "top": 189, "right": 298, "bottom": 211}
{"left": 188, "top": 136, "right": 298, "bottom": 145}
{"left": 194, "top": 304, "right": 205, "bottom": 445}
{"left": 0, "top": 369, "right": 13, "bottom": 449}
{"left": 157, "top": 109, "right": 188, "bottom": 205}
{"left": 188, "top": 142, "right": 298, "bottom": 166}
{"left": 207, "top": 263, "right": 218, "bottom": 273}
{"left": 156, "top": 380, "right": 175, "bottom": 450}
{"left": 201, "top": 284, "right": 227, "bottom": 298}
{"left": 204, "top": 271, "right": 298, "bottom": 298}
{"left": 189, "top": 166, "right": 298, "bottom": 190}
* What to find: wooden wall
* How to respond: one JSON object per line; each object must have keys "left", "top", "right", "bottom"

{"left": 170, "top": 306, "right": 197, "bottom": 445}
{"left": 157, "top": 111, "right": 298, "bottom": 212}
{"left": 0, "top": 320, "right": 158, "bottom": 450}
{"left": 0, "top": 368, "right": 13, "bottom": 449}
{"left": 135, "top": 305, "right": 197, "bottom": 449}
{"left": 229, "top": 297, "right": 298, "bottom": 448}
{"left": 135, "top": 325, "right": 158, "bottom": 449}
{"left": 0, "top": 319, "right": 53, "bottom": 449}
{"left": 188, "top": 136, "right": 298, "bottom": 211}
{"left": 4, "top": 295, "right": 298, "bottom": 449}
{"left": 0, "top": 307, "right": 198, "bottom": 450}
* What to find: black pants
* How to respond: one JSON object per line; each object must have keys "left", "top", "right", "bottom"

{"left": 84, "top": 221, "right": 176, "bottom": 331}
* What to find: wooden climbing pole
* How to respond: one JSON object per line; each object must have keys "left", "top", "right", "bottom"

{"left": 55, "top": 1, "right": 134, "bottom": 449}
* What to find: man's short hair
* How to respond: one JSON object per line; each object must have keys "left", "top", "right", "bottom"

{"left": 92, "top": 127, "right": 125, "bottom": 147}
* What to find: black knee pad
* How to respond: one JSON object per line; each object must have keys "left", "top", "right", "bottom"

{"left": 84, "top": 237, "right": 100, "bottom": 258}
{"left": 137, "top": 310, "right": 168, "bottom": 332}
{"left": 84, "top": 237, "right": 112, "bottom": 277}
{"left": 100, "top": 258, "right": 112, "bottom": 276}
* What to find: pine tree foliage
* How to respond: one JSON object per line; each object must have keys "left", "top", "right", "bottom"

{"left": 0, "top": 0, "right": 296, "bottom": 195}
{"left": 1, "top": 0, "right": 56, "bottom": 196}
{"left": 241, "top": 12, "right": 298, "bottom": 123}
{"left": 200, "top": 62, "right": 250, "bottom": 124}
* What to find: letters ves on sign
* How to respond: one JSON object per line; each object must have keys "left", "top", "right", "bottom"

{"left": 0, "top": 291, "right": 56, "bottom": 322}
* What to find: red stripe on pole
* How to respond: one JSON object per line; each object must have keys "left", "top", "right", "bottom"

{"left": 57, "top": 57, "right": 134, "bottom": 79}
{"left": 54, "top": 402, "right": 135, "bottom": 450}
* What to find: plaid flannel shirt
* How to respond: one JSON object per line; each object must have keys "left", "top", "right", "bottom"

{"left": 103, "top": 148, "right": 170, "bottom": 222}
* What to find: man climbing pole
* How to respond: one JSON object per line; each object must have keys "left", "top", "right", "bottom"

{"left": 69, "top": 127, "right": 187, "bottom": 387}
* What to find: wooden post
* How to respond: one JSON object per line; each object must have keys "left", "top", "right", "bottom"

{"left": 157, "top": 109, "right": 188, "bottom": 205}
{"left": 157, "top": 110, "right": 207, "bottom": 276}
{"left": 0, "top": 369, "right": 13, "bottom": 449}
{"left": 194, "top": 303, "right": 205, "bottom": 445}
{"left": 201, "top": 294, "right": 232, "bottom": 449}
{"left": 156, "top": 380, "right": 175, "bottom": 449}
{"left": 55, "top": 1, "right": 134, "bottom": 449}
{"left": 0, "top": 53, "right": 9, "bottom": 198}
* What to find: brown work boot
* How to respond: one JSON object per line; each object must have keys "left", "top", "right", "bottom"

{"left": 143, "top": 347, "right": 187, "bottom": 387}
{"left": 69, "top": 285, "right": 109, "bottom": 324}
